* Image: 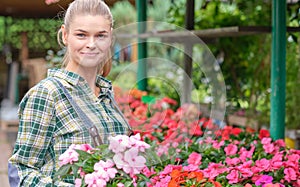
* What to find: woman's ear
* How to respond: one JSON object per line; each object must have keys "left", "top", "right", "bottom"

{"left": 61, "top": 24, "right": 68, "bottom": 45}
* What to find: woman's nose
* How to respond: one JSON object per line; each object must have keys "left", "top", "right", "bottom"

{"left": 86, "top": 37, "right": 96, "bottom": 49}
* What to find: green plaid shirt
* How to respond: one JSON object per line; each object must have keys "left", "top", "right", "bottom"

{"left": 9, "top": 69, "right": 131, "bottom": 186}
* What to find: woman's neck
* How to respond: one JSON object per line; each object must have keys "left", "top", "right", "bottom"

{"left": 65, "top": 65, "right": 99, "bottom": 96}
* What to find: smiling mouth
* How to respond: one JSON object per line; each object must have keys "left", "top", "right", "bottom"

{"left": 81, "top": 52, "right": 99, "bottom": 56}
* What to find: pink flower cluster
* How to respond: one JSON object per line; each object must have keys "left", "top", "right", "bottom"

{"left": 59, "top": 144, "right": 93, "bottom": 166}
{"left": 58, "top": 133, "right": 150, "bottom": 187}
{"left": 109, "top": 133, "right": 150, "bottom": 179}
{"left": 149, "top": 164, "right": 183, "bottom": 186}
{"left": 196, "top": 137, "right": 300, "bottom": 186}
{"left": 81, "top": 159, "right": 118, "bottom": 187}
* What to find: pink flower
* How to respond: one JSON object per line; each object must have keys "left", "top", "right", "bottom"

{"left": 212, "top": 140, "right": 224, "bottom": 149}
{"left": 117, "top": 183, "right": 125, "bottom": 187}
{"left": 129, "top": 133, "right": 151, "bottom": 152}
{"left": 264, "top": 183, "right": 285, "bottom": 187}
{"left": 263, "top": 143, "right": 275, "bottom": 154}
{"left": 239, "top": 145, "right": 255, "bottom": 161}
{"left": 114, "top": 147, "right": 147, "bottom": 177}
{"left": 203, "top": 163, "right": 228, "bottom": 179}
{"left": 238, "top": 161, "right": 253, "bottom": 178}
{"left": 75, "top": 178, "right": 82, "bottom": 187}
{"left": 58, "top": 144, "right": 79, "bottom": 166}
{"left": 274, "top": 139, "right": 286, "bottom": 147}
{"left": 124, "top": 147, "right": 147, "bottom": 173}
{"left": 261, "top": 137, "right": 272, "bottom": 145}
{"left": 225, "top": 157, "right": 240, "bottom": 166}
{"left": 156, "top": 143, "right": 170, "bottom": 156}
{"left": 284, "top": 167, "right": 297, "bottom": 182}
{"left": 142, "top": 167, "right": 156, "bottom": 177}
{"left": 285, "top": 153, "right": 300, "bottom": 168}
{"left": 270, "top": 153, "right": 283, "bottom": 170}
{"left": 183, "top": 164, "right": 199, "bottom": 171}
{"left": 78, "top": 144, "right": 93, "bottom": 152}
{"left": 94, "top": 160, "right": 117, "bottom": 181}
{"left": 108, "top": 135, "right": 131, "bottom": 153}
{"left": 85, "top": 172, "right": 107, "bottom": 187}
{"left": 226, "top": 169, "right": 240, "bottom": 184}
{"left": 224, "top": 143, "right": 238, "bottom": 155}
{"left": 113, "top": 153, "right": 127, "bottom": 168}
{"left": 187, "top": 152, "right": 202, "bottom": 165}
{"left": 255, "top": 175, "right": 273, "bottom": 186}
{"left": 253, "top": 158, "right": 271, "bottom": 173}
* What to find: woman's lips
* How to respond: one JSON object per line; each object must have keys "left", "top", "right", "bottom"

{"left": 81, "top": 52, "right": 99, "bottom": 57}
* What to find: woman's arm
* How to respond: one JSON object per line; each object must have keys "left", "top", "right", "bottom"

{"left": 9, "top": 82, "right": 73, "bottom": 186}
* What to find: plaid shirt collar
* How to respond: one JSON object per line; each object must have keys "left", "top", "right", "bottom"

{"left": 47, "top": 68, "right": 112, "bottom": 95}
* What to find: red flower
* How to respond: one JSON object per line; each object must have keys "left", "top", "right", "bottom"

{"left": 259, "top": 129, "right": 270, "bottom": 139}
{"left": 232, "top": 127, "right": 242, "bottom": 136}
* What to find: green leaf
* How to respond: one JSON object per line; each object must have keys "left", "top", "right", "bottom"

{"left": 124, "top": 181, "right": 133, "bottom": 187}
{"left": 71, "top": 165, "right": 80, "bottom": 178}
{"left": 54, "top": 164, "right": 72, "bottom": 180}
{"left": 75, "top": 149, "right": 92, "bottom": 158}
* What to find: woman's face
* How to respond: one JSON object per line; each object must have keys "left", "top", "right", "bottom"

{"left": 62, "top": 14, "right": 112, "bottom": 71}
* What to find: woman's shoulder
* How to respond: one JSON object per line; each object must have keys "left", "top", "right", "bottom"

{"left": 22, "top": 77, "right": 61, "bottom": 101}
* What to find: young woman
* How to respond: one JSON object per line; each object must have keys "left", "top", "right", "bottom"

{"left": 8, "top": 0, "right": 132, "bottom": 186}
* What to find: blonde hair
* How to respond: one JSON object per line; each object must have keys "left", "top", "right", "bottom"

{"left": 57, "top": 0, "right": 113, "bottom": 77}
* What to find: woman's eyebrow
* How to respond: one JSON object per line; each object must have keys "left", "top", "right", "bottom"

{"left": 74, "top": 29, "right": 109, "bottom": 33}
{"left": 98, "top": 30, "right": 109, "bottom": 34}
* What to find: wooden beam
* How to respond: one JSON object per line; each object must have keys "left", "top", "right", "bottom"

{"left": 116, "top": 26, "right": 300, "bottom": 41}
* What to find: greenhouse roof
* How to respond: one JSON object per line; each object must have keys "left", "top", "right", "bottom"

{"left": 0, "top": 0, "right": 135, "bottom": 19}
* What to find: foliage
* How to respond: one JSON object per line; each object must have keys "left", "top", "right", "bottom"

{"left": 166, "top": 0, "right": 300, "bottom": 129}
{"left": 111, "top": 1, "right": 136, "bottom": 28}
{"left": 285, "top": 35, "right": 300, "bottom": 129}
{"left": 0, "top": 16, "right": 61, "bottom": 58}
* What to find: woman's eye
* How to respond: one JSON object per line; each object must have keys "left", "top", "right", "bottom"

{"left": 98, "top": 34, "right": 107, "bottom": 39}
{"left": 76, "top": 33, "right": 85, "bottom": 38}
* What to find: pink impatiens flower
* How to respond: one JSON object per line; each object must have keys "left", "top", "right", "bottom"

{"left": 77, "top": 144, "right": 93, "bottom": 152}
{"left": 74, "top": 178, "right": 82, "bottom": 187}
{"left": 108, "top": 135, "right": 131, "bottom": 153}
{"left": 255, "top": 175, "right": 273, "bottom": 186}
{"left": 202, "top": 162, "right": 228, "bottom": 179}
{"left": 239, "top": 145, "right": 255, "bottom": 162}
{"left": 226, "top": 169, "right": 240, "bottom": 184}
{"left": 58, "top": 144, "right": 79, "bottom": 166}
{"left": 270, "top": 153, "right": 283, "bottom": 170}
{"left": 129, "top": 133, "right": 151, "bottom": 152}
{"left": 124, "top": 147, "right": 147, "bottom": 174}
{"left": 85, "top": 172, "right": 107, "bottom": 187}
{"left": 187, "top": 152, "right": 202, "bottom": 166}
{"left": 284, "top": 167, "right": 297, "bottom": 182}
{"left": 253, "top": 158, "right": 271, "bottom": 173}
{"left": 94, "top": 160, "right": 118, "bottom": 181}
{"left": 224, "top": 143, "right": 238, "bottom": 155}
{"left": 225, "top": 157, "right": 240, "bottom": 166}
